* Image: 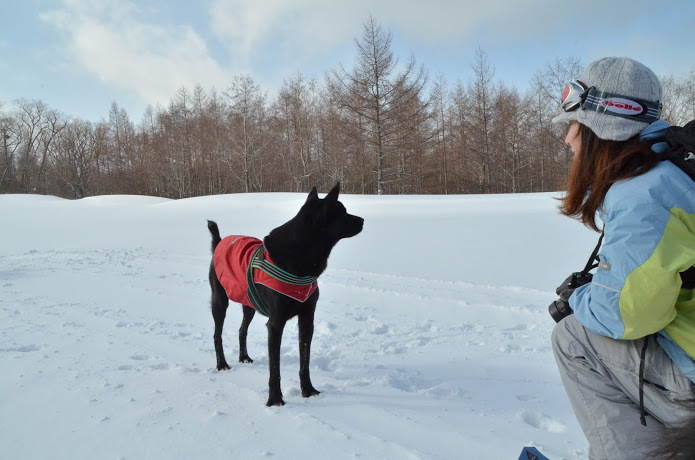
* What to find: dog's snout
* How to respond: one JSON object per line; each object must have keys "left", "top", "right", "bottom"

{"left": 352, "top": 216, "right": 364, "bottom": 234}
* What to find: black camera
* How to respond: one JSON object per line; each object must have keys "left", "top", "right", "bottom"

{"left": 548, "top": 271, "right": 593, "bottom": 323}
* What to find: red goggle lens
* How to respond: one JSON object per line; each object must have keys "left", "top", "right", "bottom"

{"left": 561, "top": 85, "right": 571, "bottom": 103}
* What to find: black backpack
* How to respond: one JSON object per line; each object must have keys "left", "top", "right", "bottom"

{"left": 662, "top": 120, "right": 695, "bottom": 288}
{"left": 663, "top": 119, "right": 695, "bottom": 182}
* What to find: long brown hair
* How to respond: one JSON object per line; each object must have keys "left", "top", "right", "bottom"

{"left": 559, "top": 123, "right": 660, "bottom": 231}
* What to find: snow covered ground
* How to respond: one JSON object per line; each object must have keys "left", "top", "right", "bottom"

{"left": 0, "top": 191, "right": 600, "bottom": 459}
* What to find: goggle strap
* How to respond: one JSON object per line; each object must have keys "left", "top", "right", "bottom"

{"left": 582, "top": 88, "right": 661, "bottom": 121}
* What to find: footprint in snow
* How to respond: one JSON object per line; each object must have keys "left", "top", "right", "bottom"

{"left": 150, "top": 363, "right": 170, "bottom": 370}
{"left": 371, "top": 324, "right": 389, "bottom": 334}
{"left": 0, "top": 344, "right": 40, "bottom": 353}
{"left": 129, "top": 354, "right": 150, "bottom": 361}
{"left": 517, "top": 410, "right": 566, "bottom": 433}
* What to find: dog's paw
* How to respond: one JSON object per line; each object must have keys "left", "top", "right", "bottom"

{"left": 239, "top": 355, "right": 254, "bottom": 364}
{"left": 216, "top": 362, "right": 231, "bottom": 371}
{"left": 302, "top": 387, "right": 321, "bottom": 398}
{"left": 265, "top": 396, "right": 286, "bottom": 407}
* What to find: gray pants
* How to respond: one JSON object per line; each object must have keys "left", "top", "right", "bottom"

{"left": 551, "top": 315, "right": 694, "bottom": 459}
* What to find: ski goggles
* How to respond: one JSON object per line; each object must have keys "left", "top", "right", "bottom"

{"left": 561, "top": 80, "right": 662, "bottom": 122}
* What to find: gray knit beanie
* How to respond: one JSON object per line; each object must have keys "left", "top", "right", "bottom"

{"left": 552, "top": 57, "right": 662, "bottom": 141}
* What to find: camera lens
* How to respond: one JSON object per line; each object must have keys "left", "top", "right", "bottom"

{"left": 548, "top": 299, "right": 573, "bottom": 323}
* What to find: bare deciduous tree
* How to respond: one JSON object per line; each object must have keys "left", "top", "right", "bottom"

{"left": 662, "top": 70, "right": 695, "bottom": 127}
{"left": 328, "top": 15, "right": 429, "bottom": 194}
{"left": 429, "top": 74, "right": 450, "bottom": 194}
{"left": 467, "top": 46, "right": 496, "bottom": 193}
{"left": 53, "top": 119, "right": 97, "bottom": 198}
{"left": 274, "top": 73, "right": 321, "bottom": 192}
{"left": 225, "top": 75, "right": 269, "bottom": 192}
{"left": 0, "top": 106, "right": 21, "bottom": 192}
{"left": 14, "top": 99, "right": 66, "bottom": 194}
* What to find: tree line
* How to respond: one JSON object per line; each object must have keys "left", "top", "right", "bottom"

{"left": 1, "top": 17, "right": 694, "bottom": 199}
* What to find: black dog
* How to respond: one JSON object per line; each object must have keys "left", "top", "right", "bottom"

{"left": 207, "top": 183, "right": 363, "bottom": 406}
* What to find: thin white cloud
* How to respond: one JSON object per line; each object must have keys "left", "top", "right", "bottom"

{"left": 208, "top": 0, "right": 363, "bottom": 62}
{"left": 40, "top": 1, "right": 230, "bottom": 108}
{"left": 207, "top": 0, "right": 561, "bottom": 54}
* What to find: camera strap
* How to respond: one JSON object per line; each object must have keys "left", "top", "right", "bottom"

{"left": 581, "top": 231, "right": 604, "bottom": 276}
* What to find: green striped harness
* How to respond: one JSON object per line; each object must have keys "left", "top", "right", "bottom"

{"left": 246, "top": 244, "right": 319, "bottom": 316}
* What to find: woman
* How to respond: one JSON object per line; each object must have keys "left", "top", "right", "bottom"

{"left": 550, "top": 57, "right": 695, "bottom": 459}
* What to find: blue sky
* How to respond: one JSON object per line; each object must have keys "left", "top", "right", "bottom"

{"left": 2, "top": 0, "right": 693, "bottom": 123}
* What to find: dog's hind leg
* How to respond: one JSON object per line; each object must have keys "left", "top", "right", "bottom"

{"left": 298, "top": 307, "right": 320, "bottom": 398}
{"left": 212, "top": 298, "right": 231, "bottom": 370}
{"left": 239, "top": 305, "right": 255, "bottom": 363}
{"left": 210, "top": 263, "right": 231, "bottom": 371}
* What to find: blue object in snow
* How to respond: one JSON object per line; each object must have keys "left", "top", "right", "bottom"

{"left": 518, "top": 446, "right": 550, "bottom": 460}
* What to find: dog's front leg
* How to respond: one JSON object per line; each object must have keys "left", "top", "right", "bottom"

{"left": 266, "top": 318, "right": 286, "bottom": 406}
{"left": 298, "top": 308, "right": 320, "bottom": 398}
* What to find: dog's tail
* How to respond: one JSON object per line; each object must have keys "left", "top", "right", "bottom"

{"left": 207, "top": 220, "right": 222, "bottom": 253}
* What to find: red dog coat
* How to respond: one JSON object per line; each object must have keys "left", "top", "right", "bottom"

{"left": 213, "top": 235, "right": 318, "bottom": 310}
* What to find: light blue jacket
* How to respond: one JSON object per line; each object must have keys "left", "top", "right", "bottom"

{"left": 570, "top": 120, "right": 695, "bottom": 382}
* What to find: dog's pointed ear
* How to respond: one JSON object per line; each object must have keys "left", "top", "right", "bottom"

{"left": 326, "top": 182, "right": 340, "bottom": 202}
{"left": 306, "top": 186, "right": 319, "bottom": 203}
